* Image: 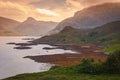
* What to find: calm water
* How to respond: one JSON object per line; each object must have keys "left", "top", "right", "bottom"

{"left": 0, "top": 36, "right": 74, "bottom": 79}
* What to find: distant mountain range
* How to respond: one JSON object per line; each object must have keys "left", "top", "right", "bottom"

{"left": 34, "top": 21, "right": 120, "bottom": 46}
{"left": 0, "top": 17, "right": 58, "bottom": 36}
{"left": 49, "top": 3, "right": 120, "bottom": 35}
{"left": 16, "top": 17, "right": 58, "bottom": 36}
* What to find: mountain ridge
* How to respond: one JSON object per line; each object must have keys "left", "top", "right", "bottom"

{"left": 49, "top": 3, "right": 120, "bottom": 35}
{"left": 16, "top": 17, "right": 58, "bottom": 36}
{"left": 0, "top": 16, "right": 58, "bottom": 36}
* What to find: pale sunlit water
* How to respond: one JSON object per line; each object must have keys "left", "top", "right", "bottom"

{"left": 0, "top": 36, "right": 75, "bottom": 79}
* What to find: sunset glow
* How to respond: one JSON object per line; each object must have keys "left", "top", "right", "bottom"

{"left": 36, "top": 8, "right": 60, "bottom": 17}
{"left": 0, "top": 0, "right": 120, "bottom": 22}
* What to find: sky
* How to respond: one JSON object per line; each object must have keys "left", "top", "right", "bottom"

{"left": 0, "top": 0, "right": 120, "bottom": 22}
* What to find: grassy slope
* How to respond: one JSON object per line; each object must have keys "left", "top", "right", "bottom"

{"left": 34, "top": 26, "right": 88, "bottom": 44}
{"left": 4, "top": 64, "right": 120, "bottom": 80}
{"left": 103, "top": 44, "right": 120, "bottom": 54}
{"left": 86, "top": 21, "right": 120, "bottom": 46}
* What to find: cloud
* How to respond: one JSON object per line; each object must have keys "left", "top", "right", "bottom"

{"left": 76, "top": 0, "right": 120, "bottom": 7}
{"left": 66, "top": 0, "right": 83, "bottom": 8}
{"left": 36, "top": 8, "right": 60, "bottom": 17}
{"left": 30, "top": 0, "right": 66, "bottom": 9}
{"left": 0, "top": 1, "right": 29, "bottom": 14}
{"left": 0, "top": 1, "right": 31, "bottom": 21}
{"left": 0, "top": 0, "right": 37, "bottom": 4}
{"left": 0, "top": 1, "right": 61, "bottom": 21}
{"left": 0, "top": 0, "right": 120, "bottom": 22}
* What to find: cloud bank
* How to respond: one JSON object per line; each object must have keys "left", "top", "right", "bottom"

{"left": 0, "top": 0, "right": 119, "bottom": 22}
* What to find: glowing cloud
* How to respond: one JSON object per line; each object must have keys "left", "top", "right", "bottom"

{"left": 66, "top": 0, "right": 83, "bottom": 9}
{"left": 0, "top": 1, "right": 28, "bottom": 14}
{"left": 36, "top": 8, "right": 60, "bottom": 17}
{"left": 0, "top": 0, "right": 120, "bottom": 22}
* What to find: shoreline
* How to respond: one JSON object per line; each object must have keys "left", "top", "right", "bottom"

{"left": 24, "top": 43, "right": 107, "bottom": 66}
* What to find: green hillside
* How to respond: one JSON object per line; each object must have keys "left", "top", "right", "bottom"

{"left": 34, "top": 21, "right": 120, "bottom": 46}
{"left": 86, "top": 21, "right": 120, "bottom": 46}
{"left": 3, "top": 68, "right": 120, "bottom": 80}
{"left": 34, "top": 26, "right": 88, "bottom": 44}
{"left": 103, "top": 44, "right": 120, "bottom": 54}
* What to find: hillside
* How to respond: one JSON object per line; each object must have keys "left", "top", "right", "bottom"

{"left": 0, "top": 17, "right": 21, "bottom": 36}
{"left": 86, "top": 21, "right": 120, "bottom": 45}
{"left": 34, "top": 26, "right": 88, "bottom": 44}
{"left": 33, "top": 21, "right": 120, "bottom": 46}
{"left": 49, "top": 3, "right": 120, "bottom": 34}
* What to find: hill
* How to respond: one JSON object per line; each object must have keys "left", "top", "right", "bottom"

{"left": 86, "top": 21, "right": 120, "bottom": 45}
{"left": 0, "top": 17, "right": 21, "bottom": 36}
{"left": 34, "top": 21, "right": 120, "bottom": 46}
{"left": 34, "top": 26, "right": 88, "bottom": 44}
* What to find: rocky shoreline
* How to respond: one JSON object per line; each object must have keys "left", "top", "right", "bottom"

{"left": 7, "top": 40, "right": 107, "bottom": 66}
{"left": 24, "top": 43, "right": 107, "bottom": 66}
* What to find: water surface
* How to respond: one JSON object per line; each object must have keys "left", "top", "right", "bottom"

{"left": 0, "top": 36, "right": 74, "bottom": 79}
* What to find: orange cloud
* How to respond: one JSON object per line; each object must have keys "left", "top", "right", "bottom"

{"left": 66, "top": 0, "right": 83, "bottom": 9}
{"left": 0, "top": 0, "right": 120, "bottom": 22}
{"left": 0, "top": 1, "right": 28, "bottom": 14}
{"left": 0, "top": 1, "right": 61, "bottom": 21}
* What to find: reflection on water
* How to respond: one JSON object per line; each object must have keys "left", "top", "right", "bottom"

{"left": 0, "top": 36, "right": 74, "bottom": 79}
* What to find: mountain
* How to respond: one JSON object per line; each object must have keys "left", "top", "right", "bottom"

{"left": 33, "top": 21, "right": 120, "bottom": 46}
{"left": 0, "top": 17, "right": 20, "bottom": 36}
{"left": 0, "top": 17, "right": 58, "bottom": 36}
{"left": 16, "top": 17, "right": 58, "bottom": 36}
{"left": 49, "top": 3, "right": 120, "bottom": 34}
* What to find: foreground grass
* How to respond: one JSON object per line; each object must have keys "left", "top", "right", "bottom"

{"left": 103, "top": 44, "right": 120, "bottom": 53}
{"left": 4, "top": 74, "right": 120, "bottom": 80}
{"left": 3, "top": 65, "right": 120, "bottom": 80}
